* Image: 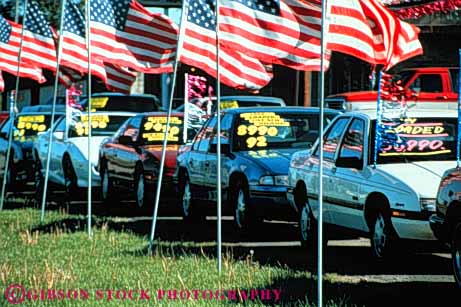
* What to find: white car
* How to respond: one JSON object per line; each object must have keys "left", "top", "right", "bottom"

{"left": 34, "top": 111, "right": 135, "bottom": 196}
{"left": 287, "top": 109, "right": 457, "bottom": 258}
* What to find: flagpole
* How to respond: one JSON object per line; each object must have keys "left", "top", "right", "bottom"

{"left": 14, "top": 0, "right": 19, "bottom": 22}
{"left": 215, "top": 0, "right": 222, "bottom": 275}
{"left": 148, "top": 0, "right": 189, "bottom": 254}
{"left": 0, "top": 0, "right": 28, "bottom": 211}
{"left": 86, "top": 0, "right": 92, "bottom": 238}
{"left": 457, "top": 49, "right": 461, "bottom": 169}
{"left": 39, "top": 0, "right": 66, "bottom": 222}
{"left": 318, "top": 0, "right": 329, "bottom": 306}
{"left": 183, "top": 73, "right": 189, "bottom": 144}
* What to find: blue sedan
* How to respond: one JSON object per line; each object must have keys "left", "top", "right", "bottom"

{"left": 175, "top": 106, "right": 339, "bottom": 231}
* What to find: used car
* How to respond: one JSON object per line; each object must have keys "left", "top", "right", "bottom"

{"left": 288, "top": 109, "right": 457, "bottom": 258}
{"left": 430, "top": 168, "right": 461, "bottom": 287}
{"left": 98, "top": 112, "right": 197, "bottom": 207}
{"left": 175, "top": 107, "right": 339, "bottom": 231}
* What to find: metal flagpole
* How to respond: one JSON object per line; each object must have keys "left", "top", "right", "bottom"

{"left": 0, "top": 0, "right": 28, "bottom": 211}
{"left": 457, "top": 49, "right": 461, "bottom": 168}
{"left": 86, "top": 0, "right": 92, "bottom": 237}
{"left": 14, "top": 0, "right": 19, "bottom": 22}
{"left": 373, "top": 71, "right": 383, "bottom": 169}
{"left": 148, "top": 0, "right": 189, "bottom": 254}
{"left": 215, "top": 0, "right": 222, "bottom": 274}
{"left": 183, "top": 73, "right": 189, "bottom": 144}
{"left": 318, "top": 0, "right": 329, "bottom": 306}
{"left": 40, "top": 0, "right": 67, "bottom": 222}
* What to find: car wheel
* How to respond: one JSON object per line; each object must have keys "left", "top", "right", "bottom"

{"left": 4, "top": 158, "right": 16, "bottom": 191}
{"left": 232, "top": 181, "right": 253, "bottom": 232}
{"left": 34, "top": 157, "right": 45, "bottom": 205}
{"left": 100, "top": 165, "right": 114, "bottom": 203}
{"left": 134, "top": 168, "right": 150, "bottom": 208}
{"left": 63, "top": 156, "right": 79, "bottom": 201}
{"left": 451, "top": 221, "right": 461, "bottom": 288}
{"left": 300, "top": 202, "right": 316, "bottom": 249}
{"left": 370, "top": 210, "right": 394, "bottom": 259}
{"left": 180, "top": 176, "right": 198, "bottom": 222}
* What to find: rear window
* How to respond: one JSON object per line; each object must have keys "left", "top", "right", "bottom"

{"left": 140, "top": 116, "right": 185, "bottom": 145}
{"left": 80, "top": 95, "right": 160, "bottom": 113}
{"left": 68, "top": 114, "right": 132, "bottom": 137}
{"left": 13, "top": 114, "right": 57, "bottom": 142}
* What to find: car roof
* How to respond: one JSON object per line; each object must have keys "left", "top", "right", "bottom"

{"left": 346, "top": 108, "right": 458, "bottom": 120}
{"left": 223, "top": 106, "right": 340, "bottom": 114}
{"left": 20, "top": 104, "right": 66, "bottom": 113}
{"left": 140, "top": 112, "right": 184, "bottom": 117}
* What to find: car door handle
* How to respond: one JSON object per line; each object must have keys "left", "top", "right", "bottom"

{"left": 204, "top": 161, "right": 210, "bottom": 167}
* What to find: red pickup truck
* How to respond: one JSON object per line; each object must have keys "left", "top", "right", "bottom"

{"left": 326, "top": 67, "right": 459, "bottom": 111}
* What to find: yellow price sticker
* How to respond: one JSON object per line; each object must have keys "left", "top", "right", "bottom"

{"left": 220, "top": 100, "right": 239, "bottom": 109}
{"left": 18, "top": 115, "right": 45, "bottom": 123}
{"left": 90, "top": 97, "right": 109, "bottom": 109}
{"left": 146, "top": 116, "right": 182, "bottom": 124}
{"left": 240, "top": 112, "right": 290, "bottom": 127}
{"left": 237, "top": 125, "right": 278, "bottom": 137}
{"left": 142, "top": 132, "right": 179, "bottom": 142}
{"left": 246, "top": 136, "right": 267, "bottom": 149}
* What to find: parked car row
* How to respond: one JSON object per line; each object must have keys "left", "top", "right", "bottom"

{"left": 2, "top": 92, "right": 461, "bottom": 288}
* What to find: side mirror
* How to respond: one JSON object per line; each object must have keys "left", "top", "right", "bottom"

{"left": 209, "top": 142, "right": 230, "bottom": 154}
{"left": 119, "top": 135, "right": 134, "bottom": 146}
{"left": 335, "top": 156, "right": 363, "bottom": 170}
{"left": 53, "top": 131, "right": 64, "bottom": 140}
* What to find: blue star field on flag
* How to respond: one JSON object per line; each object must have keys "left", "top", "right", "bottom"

{"left": 90, "top": 0, "right": 131, "bottom": 31}
{"left": 25, "top": 1, "right": 54, "bottom": 38}
{"left": 0, "top": 16, "right": 12, "bottom": 44}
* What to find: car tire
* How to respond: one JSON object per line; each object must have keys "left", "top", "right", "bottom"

{"left": 179, "top": 175, "right": 201, "bottom": 223}
{"left": 3, "top": 157, "right": 16, "bottom": 191}
{"left": 231, "top": 180, "right": 254, "bottom": 232}
{"left": 299, "top": 202, "right": 316, "bottom": 249}
{"left": 100, "top": 165, "right": 114, "bottom": 204}
{"left": 34, "top": 157, "right": 45, "bottom": 206}
{"left": 63, "top": 156, "right": 79, "bottom": 202}
{"left": 451, "top": 221, "right": 461, "bottom": 288}
{"left": 370, "top": 210, "right": 395, "bottom": 259}
{"left": 134, "top": 168, "right": 148, "bottom": 208}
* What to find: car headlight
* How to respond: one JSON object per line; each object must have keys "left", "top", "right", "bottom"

{"left": 420, "top": 198, "right": 436, "bottom": 211}
{"left": 259, "top": 175, "right": 289, "bottom": 186}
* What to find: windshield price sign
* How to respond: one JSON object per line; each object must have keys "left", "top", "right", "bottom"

{"left": 142, "top": 116, "right": 182, "bottom": 142}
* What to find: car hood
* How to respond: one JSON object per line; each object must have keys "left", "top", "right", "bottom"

{"left": 240, "top": 148, "right": 299, "bottom": 174}
{"left": 68, "top": 136, "right": 108, "bottom": 164}
{"left": 329, "top": 91, "right": 378, "bottom": 101}
{"left": 376, "top": 161, "right": 456, "bottom": 198}
{"left": 143, "top": 144, "right": 179, "bottom": 171}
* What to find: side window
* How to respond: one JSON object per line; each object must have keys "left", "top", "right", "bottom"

{"left": 314, "top": 117, "right": 349, "bottom": 160}
{"left": 197, "top": 117, "right": 217, "bottom": 152}
{"left": 339, "top": 119, "right": 365, "bottom": 161}
{"left": 211, "top": 114, "right": 233, "bottom": 145}
{"left": 410, "top": 74, "right": 443, "bottom": 93}
{"left": 122, "top": 116, "right": 141, "bottom": 142}
{"left": 54, "top": 117, "right": 66, "bottom": 133}
{"left": 0, "top": 119, "right": 12, "bottom": 135}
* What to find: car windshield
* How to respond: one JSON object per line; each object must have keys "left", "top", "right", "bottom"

{"left": 212, "top": 98, "right": 283, "bottom": 112}
{"left": 68, "top": 114, "right": 132, "bottom": 137}
{"left": 79, "top": 95, "right": 160, "bottom": 112}
{"left": 234, "top": 112, "right": 336, "bottom": 151}
{"left": 12, "top": 114, "right": 56, "bottom": 142}
{"left": 370, "top": 117, "right": 457, "bottom": 164}
{"left": 140, "top": 115, "right": 186, "bottom": 145}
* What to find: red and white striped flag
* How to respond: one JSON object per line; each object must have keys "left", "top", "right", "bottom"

{"left": 180, "top": 0, "right": 273, "bottom": 91}
{"left": 59, "top": 1, "right": 136, "bottom": 93}
{"left": 326, "top": 0, "right": 422, "bottom": 70}
{"left": 0, "top": 16, "right": 47, "bottom": 83}
{"left": 219, "top": 0, "right": 330, "bottom": 71}
{"left": 20, "top": 1, "right": 57, "bottom": 72}
{"left": 89, "top": 0, "right": 178, "bottom": 73}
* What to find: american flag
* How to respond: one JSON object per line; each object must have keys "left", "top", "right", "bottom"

{"left": 326, "top": 0, "right": 422, "bottom": 70}
{"left": 21, "top": 1, "right": 57, "bottom": 72}
{"left": 60, "top": 1, "right": 136, "bottom": 93}
{"left": 180, "top": 0, "right": 273, "bottom": 91}
{"left": 219, "top": 0, "right": 330, "bottom": 71}
{"left": 0, "top": 15, "right": 46, "bottom": 83}
{"left": 89, "top": 0, "right": 178, "bottom": 73}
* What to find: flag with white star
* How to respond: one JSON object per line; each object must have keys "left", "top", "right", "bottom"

{"left": 20, "top": 1, "right": 57, "bottom": 71}
{"left": 59, "top": 1, "right": 137, "bottom": 93}
{"left": 0, "top": 15, "right": 46, "bottom": 83}
{"left": 180, "top": 0, "right": 273, "bottom": 90}
{"left": 218, "top": 0, "right": 330, "bottom": 71}
{"left": 89, "top": 0, "right": 178, "bottom": 73}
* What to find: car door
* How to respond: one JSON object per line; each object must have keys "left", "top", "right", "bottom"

{"left": 188, "top": 117, "right": 217, "bottom": 199}
{"left": 328, "top": 117, "right": 369, "bottom": 232}
{"left": 103, "top": 120, "right": 129, "bottom": 177}
{"left": 204, "top": 114, "right": 233, "bottom": 201}
{"left": 48, "top": 117, "right": 67, "bottom": 185}
{"left": 0, "top": 119, "right": 12, "bottom": 176}
{"left": 308, "top": 117, "right": 351, "bottom": 224}
{"left": 110, "top": 116, "right": 142, "bottom": 181}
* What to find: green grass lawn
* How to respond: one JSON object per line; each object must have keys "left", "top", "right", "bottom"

{"left": 0, "top": 205, "right": 356, "bottom": 307}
